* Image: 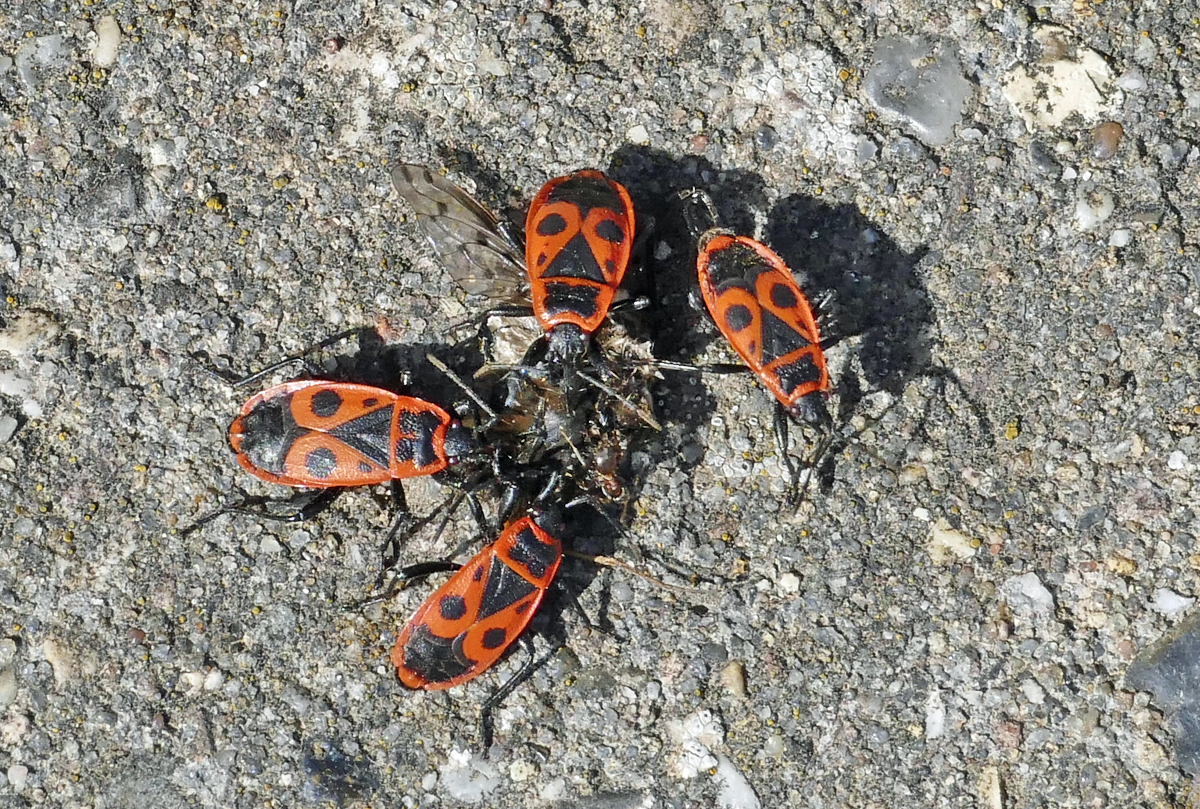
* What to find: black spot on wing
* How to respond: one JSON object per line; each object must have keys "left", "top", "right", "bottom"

{"left": 769, "top": 282, "right": 798, "bottom": 310}
{"left": 439, "top": 595, "right": 467, "bottom": 621}
{"left": 536, "top": 212, "right": 568, "bottom": 236}
{"left": 481, "top": 627, "right": 508, "bottom": 650}
{"left": 593, "top": 218, "right": 626, "bottom": 244}
{"left": 310, "top": 389, "right": 344, "bottom": 418}
{"left": 724, "top": 303, "right": 754, "bottom": 334}
{"left": 305, "top": 447, "right": 338, "bottom": 479}
{"left": 329, "top": 405, "right": 395, "bottom": 469}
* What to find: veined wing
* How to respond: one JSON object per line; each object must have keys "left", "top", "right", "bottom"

{"left": 391, "top": 164, "right": 529, "bottom": 304}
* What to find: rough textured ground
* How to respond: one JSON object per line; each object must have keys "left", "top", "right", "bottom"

{"left": 2, "top": 1, "right": 1199, "bottom": 807}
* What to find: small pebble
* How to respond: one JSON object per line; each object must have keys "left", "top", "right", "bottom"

{"left": 754, "top": 125, "right": 778, "bottom": 151}
{"left": 0, "top": 416, "right": 17, "bottom": 443}
{"left": 509, "top": 759, "right": 537, "bottom": 782}
{"left": 540, "top": 778, "right": 567, "bottom": 801}
{"left": 1076, "top": 191, "right": 1115, "bottom": 231}
{"left": 7, "top": 764, "right": 27, "bottom": 791}
{"left": 719, "top": 661, "right": 747, "bottom": 698}
{"left": 0, "top": 669, "right": 16, "bottom": 705}
{"left": 1091, "top": 122, "right": 1123, "bottom": 160}
{"left": 980, "top": 766, "right": 1003, "bottom": 809}
{"left": 855, "top": 137, "right": 878, "bottom": 162}
{"left": 610, "top": 580, "right": 634, "bottom": 603}
{"left": 1108, "top": 229, "right": 1131, "bottom": 248}
{"left": 864, "top": 37, "right": 970, "bottom": 146}
{"left": 1168, "top": 450, "right": 1188, "bottom": 470}
{"left": 1151, "top": 588, "right": 1195, "bottom": 616}
{"left": 1001, "top": 572, "right": 1055, "bottom": 616}
{"left": 93, "top": 16, "right": 121, "bottom": 68}
{"left": 1116, "top": 70, "right": 1147, "bottom": 91}
{"left": 762, "top": 734, "right": 785, "bottom": 758}
{"left": 627, "top": 124, "right": 650, "bottom": 145}
{"left": 715, "top": 755, "right": 761, "bottom": 809}
{"left": 925, "top": 689, "right": 946, "bottom": 738}
{"left": 929, "top": 521, "right": 977, "bottom": 563}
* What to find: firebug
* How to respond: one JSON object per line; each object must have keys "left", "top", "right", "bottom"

{"left": 391, "top": 508, "right": 564, "bottom": 691}
{"left": 229, "top": 379, "right": 475, "bottom": 488}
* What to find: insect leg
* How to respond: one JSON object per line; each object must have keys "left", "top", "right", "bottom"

{"left": 182, "top": 488, "right": 343, "bottom": 536}
{"left": 215, "top": 327, "right": 374, "bottom": 388}
{"left": 773, "top": 405, "right": 802, "bottom": 498}
{"left": 355, "top": 560, "right": 463, "bottom": 610}
{"left": 479, "top": 635, "right": 559, "bottom": 757}
{"left": 374, "top": 482, "right": 415, "bottom": 587}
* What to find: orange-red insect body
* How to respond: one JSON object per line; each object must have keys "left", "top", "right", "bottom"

{"left": 392, "top": 511, "right": 563, "bottom": 689}
{"left": 229, "top": 380, "right": 474, "bottom": 488}
{"left": 525, "top": 170, "right": 635, "bottom": 360}
{"left": 696, "top": 232, "right": 830, "bottom": 425}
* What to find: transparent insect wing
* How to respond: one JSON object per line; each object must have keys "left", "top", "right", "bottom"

{"left": 391, "top": 164, "right": 529, "bottom": 304}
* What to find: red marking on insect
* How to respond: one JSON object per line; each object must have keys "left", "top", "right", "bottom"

{"left": 696, "top": 231, "right": 830, "bottom": 424}
{"left": 392, "top": 511, "right": 563, "bottom": 690}
{"left": 524, "top": 170, "right": 635, "bottom": 337}
{"left": 228, "top": 379, "right": 474, "bottom": 488}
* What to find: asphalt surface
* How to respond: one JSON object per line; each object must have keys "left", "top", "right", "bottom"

{"left": 2, "top": 2, "right": 1199, "bottom": 807}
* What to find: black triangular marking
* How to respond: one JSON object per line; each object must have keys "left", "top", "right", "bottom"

{"left": 760, "top": 307, "right": 812, "bottom": 365}
{"left": 477, "top": 562, "right": 536, "bottom": 622}
{"left": 329, "top": 405, "right": 394, "bottom": 468}
{"left": 538, "top": 232, "right": 606, "bottom": 282}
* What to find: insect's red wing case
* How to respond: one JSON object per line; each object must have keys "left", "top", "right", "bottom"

{"left": 524, "top": 170, "right": 635, "bottom": 333}
{"left": 697, "top": 233, "right": 829, "bottom": 409}
{"left": 393, "top": 515, "right": 563, "bottom": 690}
{"left": 229, "top": 380, "right": 453, "bottom": 487}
